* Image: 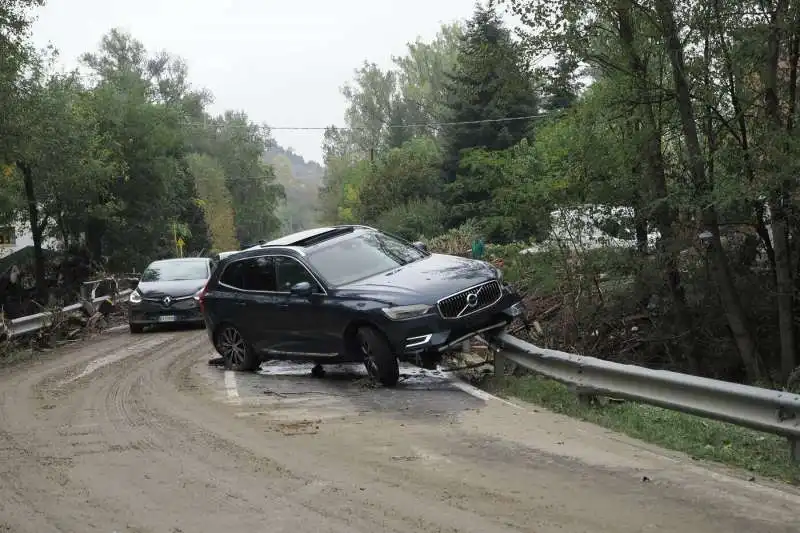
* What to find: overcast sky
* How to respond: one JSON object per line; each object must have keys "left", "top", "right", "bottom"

{"left": 29, "top": 0, "right": 493, "bottom": 164}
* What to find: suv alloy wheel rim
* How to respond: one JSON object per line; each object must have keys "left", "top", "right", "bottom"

{"left": 361, "top": 338, "right": 378, "bottom": 377}
{"left": 219, "top": 327, "right": 246, "bottom": 367}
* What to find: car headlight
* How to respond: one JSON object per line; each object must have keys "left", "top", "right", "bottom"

{"left": 494, "top": 266, "right": 504, "bottom": 282}
{"left": 381, "top": 304, "right": 431, "bottom": 320}
{"left": 129, "top": 290, "right": 142, "bottom": 304}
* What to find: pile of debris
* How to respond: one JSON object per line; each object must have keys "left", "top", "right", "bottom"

{"left": 0, "top": 246, "right": 107, "bottom": 319}
{"left": 0, "top": 277, "right": 132, "bottom": 357}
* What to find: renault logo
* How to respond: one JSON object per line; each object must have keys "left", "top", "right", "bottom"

{"left": 162, "top": 296, "right": 172, "bottom": 307}
{"left": 465, "top": 292, "right": 479, "bottom": 308}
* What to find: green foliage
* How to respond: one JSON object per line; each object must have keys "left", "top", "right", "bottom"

{"left": 488, "top": 374, "right": 800, "bottom": 484}
{"left": 264, "top": 147, "right": 324, "bottom": 233}
{"left": 446, "top": 145, "right": 547, "bottom": 243}
{"left": 1, "top": 22, "right": 286, "bottom": 289}
{"left": 375, "top": 198, "right": 447, "bottom": 241}
{"left": 202, "top": 111, "right": 284, "bottom": 246}
{"left": 441, "top": 5, "right": 539, "bottom": 170}
{"left": 392, "top": 22, "right": 464, "bottom": 135}
{"left": 187, "top": 154, "right": 238, "bottom": 253}
{"left": 357, "top": 136, "right": 443, "bottom": 222}
{"left": 323, "top": 0, "right": 800, "bottom": 390}
{"left": 424, "top": 221, "right": 482, "bottom": 256}
{"left": 320, "top": 9, "right": 546, "bottom": 247}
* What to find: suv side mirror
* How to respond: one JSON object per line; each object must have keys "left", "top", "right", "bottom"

{"left": 412, "top": 241, "right": 428, "bottom": 253}
{"left": 290, "top": 281, "right": 313, "bottom": 297}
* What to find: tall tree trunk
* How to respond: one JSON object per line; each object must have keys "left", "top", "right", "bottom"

{"left": 16, "top": 161, "right": 47, "bottom": 304}
{"left": 85, "top": 216, "right": 104, "bottom": 261}
{"left": 713, "top": 0, "right": 776, "bottom": 270}
{"left": 55, "top": 207, "right": 69, "bottom": 250}
{"left": 655, "top": 0, "right": 768, "bottom": 384}
{"left": 615, "top": 1, "right": 700, "bottom": 374}
{"left": 762, "top": 0, "right": 796, "bottom": 383}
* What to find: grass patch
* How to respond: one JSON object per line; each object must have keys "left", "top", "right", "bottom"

{"left": 0, "top": 343, "right": 36, "bottom": 367}
{"left": 483, "top": 374, "right": 800, "bottom": 484}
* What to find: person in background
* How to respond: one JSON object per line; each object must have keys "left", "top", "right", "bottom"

{"left": 471, "top": 236, "right": 485, "bottom": 260}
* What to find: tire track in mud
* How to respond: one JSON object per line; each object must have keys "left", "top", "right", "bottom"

{"left": 0, "top": 328, "right": 798, "bottom": 532}
{"left": 0, "top": 331, "right": 463, "bottom": 532}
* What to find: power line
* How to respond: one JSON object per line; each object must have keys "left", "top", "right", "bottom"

{"left": 189, "top": 113, "right": 552, "bottom": 132}
{"left": 56, "top": 73, "right": 554, "bottom": 131}
{"left": 269, "top": 114, "right": 545, "bottom": 131}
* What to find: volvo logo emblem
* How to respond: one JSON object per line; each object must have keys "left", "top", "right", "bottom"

{"left": 465, "top": 292, "right": 479, "bottom": 308}
{"left": 162, "top": 296, "right": 172, "bottom": 307}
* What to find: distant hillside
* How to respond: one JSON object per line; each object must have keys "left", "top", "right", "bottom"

{"left": 263, "top": 145, "right": 324, "bottom": 233}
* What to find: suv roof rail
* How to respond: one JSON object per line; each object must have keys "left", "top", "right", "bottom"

{"left": 258, "top": 225, "right": 376, "bottom": 249}
{"left": 284, "top": 226, "right": 357, "bottom": 247}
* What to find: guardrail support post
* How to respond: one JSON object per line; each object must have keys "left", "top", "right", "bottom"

{"left": 79, "top": 282, "right": 92, "bottom": 302}
{"left": 789, "top": 438, "right": 800, "bottom": 463}
{"left": 568, "top": 384, "right": 598, "bottom": 406}
{"left": 494, "top": 351, "right": 508, "bottom": 378}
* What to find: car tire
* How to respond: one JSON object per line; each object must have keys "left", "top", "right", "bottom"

{"left": 129, "top": 323, "right": 144, "bottom": 334}
{"left": 216, "top": 324, "right": 260, "bottom": 372}
{"left": 357, "top": 326, "right": 399, "bottom": 387}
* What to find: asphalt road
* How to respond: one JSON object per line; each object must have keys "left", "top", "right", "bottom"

{"left": 0, "top": 327, "right": 798, "bottom": 532}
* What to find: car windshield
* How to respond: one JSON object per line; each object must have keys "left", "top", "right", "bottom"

{"left": 140, "top": 260, "right": 208, "bottom": 282}
{"left": 306, "top": 231, "right": 426, "bottom": 286}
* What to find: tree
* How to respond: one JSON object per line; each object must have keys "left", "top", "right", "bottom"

{"left": 0, "top": 0, "right": 45, "bottom": 224}
{"left": 187, "top": 154, "right": 238, "bottom": 252}
{"left": 393, "top": 22, "right": 464, "bottom": 130}
{"left": 3, "top": 53, "right": 120, "bottom": 300}
{"left": 204, "top": 111, "right": 284, "bottom": 245}
{"left": 440, "top": 5, "right": 539, "bottom": 181}
{"left": 357, "top": 136, "right": 443, "bottom": 223}
{"left": 320, "top": 22, "right": 464, "bottom": 175}
{"left": 341, "top": 63, "right": 399, "bottom": 155}
{"left": 320, "top": 0, "right": 800, "bottom": 386}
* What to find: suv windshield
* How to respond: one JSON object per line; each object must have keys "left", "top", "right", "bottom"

{"left": 141, "top": 260, "right": 209, "bottom": 282}
{"left": 306, "top": 231, "right": 426, "bottom": 286}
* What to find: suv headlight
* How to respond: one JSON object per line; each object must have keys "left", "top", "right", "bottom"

{"left": 381, "top": 304, "right": 431, "bottom": 320}
{"left": 129, "top": 290, "right": 142, "bottom": 304}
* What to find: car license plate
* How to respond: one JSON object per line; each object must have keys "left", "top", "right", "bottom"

{"left": 158, "top": 315, "right": 177, "bottom": 323}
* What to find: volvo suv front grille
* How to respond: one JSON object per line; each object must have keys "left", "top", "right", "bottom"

{"left": 436, "top": 280, "right": 502, "bottom": 319}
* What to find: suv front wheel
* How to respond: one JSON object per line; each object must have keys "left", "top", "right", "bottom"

{"left": 216, "top": 325, "right": 260, "bottom": 372}
{"left": 357, "top": 326, "right": 400, "bottom": 387}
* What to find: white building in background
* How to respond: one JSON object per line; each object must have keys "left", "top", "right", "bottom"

{"left": 0, "top": 221, "right": 58, "bottom": 258}
{"left": 521, "top": 205, "right": 661, "bottom": 255}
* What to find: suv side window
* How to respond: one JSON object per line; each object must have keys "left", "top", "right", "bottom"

{"left": 219, "top": 260, "right": 245, "bottom": 288}
{"left": 275, "top": 256, "right": 320, "bottom": 293}
{"left": 241, "top": 256, "right": 277, "bottom": 291}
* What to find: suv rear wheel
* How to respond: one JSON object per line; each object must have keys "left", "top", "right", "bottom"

{"left": 216, "top": 325, "right": 260, "bottom": 372}
{"left": 357, "top": 326, "right": 399, "bottom": 387}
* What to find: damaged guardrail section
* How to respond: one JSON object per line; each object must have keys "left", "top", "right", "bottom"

{"left": 5, "top": 276, "right": 139, "bottom": 338}
{"left": 494, "top": 331, "right": 800, "bottom": 462}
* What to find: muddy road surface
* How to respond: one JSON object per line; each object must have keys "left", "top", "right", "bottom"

{"left": 0, "top": 328, "right": 798, "bottom": 532}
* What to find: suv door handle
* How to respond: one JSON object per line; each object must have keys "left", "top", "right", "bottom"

{"left": 235, "top": 301, "right": 248, "bottom": 306}
{"left": 277, "top": 302, "right": 289, "bottom": 309}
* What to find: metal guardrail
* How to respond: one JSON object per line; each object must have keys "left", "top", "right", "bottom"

{"left": 6, "top": 277, "right": 135, "bottom": 339}
{"left": 494, "top": 331, "right": 800, "bottom": 461}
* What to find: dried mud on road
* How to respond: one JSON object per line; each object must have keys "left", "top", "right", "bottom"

{"left": 0, "top": 328, "right": 798, "bottom": 532}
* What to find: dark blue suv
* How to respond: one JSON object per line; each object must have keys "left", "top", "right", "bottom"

{"left": 198, "top": 225, "right": 523, "bottom": 386}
